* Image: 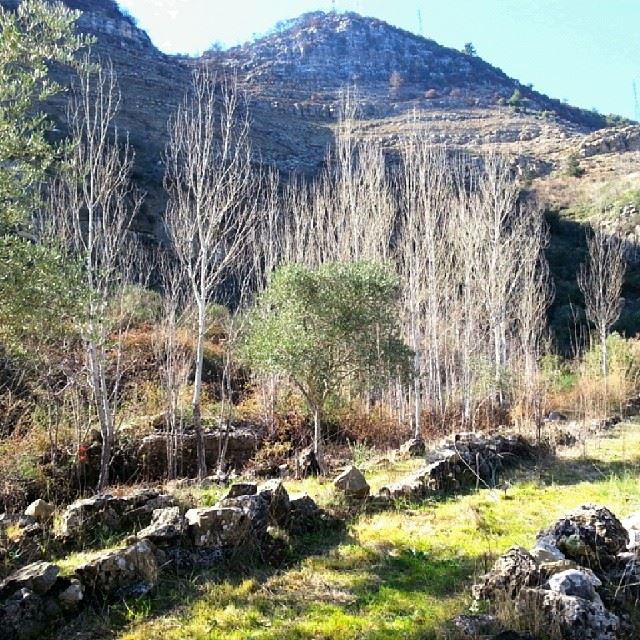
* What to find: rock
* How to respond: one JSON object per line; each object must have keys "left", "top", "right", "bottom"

{"left": 75, "top": 539, "right": 160, "bottom": 599}
{"left": 0, "top": 562, "right": 60, "bottom": 599}
{"left": 531, "top": 534, "right": 565, "bottom": 563}
{"left": 57, "top": 579, "right": 84, "bottom": 610}
{"left": 296, "top": 446, "right": 321, "bottom": 477}
{"left": 224, "top": 482, "right": 258, "bottom": 499}
{"left": 453, "top": 612, "right": 496, "bottom": 636}
{"left": 547, "top": 411, "right": 567, "bottom": 422}
{"left": 257, "top": 479, "right": 291, "bottom": 526}
{"left": 218, "top": 494, "right": 269, "bottom": 538}
{"left": 546, "top": 568, "right": 600, "bottom": 601}
{"left": 57, "top": 490, "right": 174, "bottom": 542}
{"left": 137, "top": 506, "right": 185, "bottom": 546}
{"left": 334, "top": 465, "right": 370, "bottom": 500}
{"left": 23, "top": 500, "right": 54, "bottom": 524}
{"left": 399, "top": 437, "right": 425, "bottom": 456}
{"left": 517, "top": 586, "right": 619, "bottom": 640}
{"left": 540, "top": 505, "right": 628, "bottom": 567}
{"left": 185, "top": 506, "right": 247, "bottom": 548}
{"left": 473, "top": 547, "right": 541, "bottom": 602}
{"left": 287, "top": 494, "right": 322, "bottom": 535}
{"left": 622, "top": 511, "right": 640, "bottom": 549}
{"left": 0, "top": 588, "right": 47, "bottom": 640}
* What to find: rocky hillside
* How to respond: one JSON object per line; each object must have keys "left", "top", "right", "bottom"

{"left": 216, "top": 11, "right": 606, "bottom": 129}
{"left": 2, "top": 1, "right": 638, "bottom": 244}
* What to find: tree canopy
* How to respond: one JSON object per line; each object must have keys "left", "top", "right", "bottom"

{"left": 241, "top": 261, "right": 412, "bottom": 455}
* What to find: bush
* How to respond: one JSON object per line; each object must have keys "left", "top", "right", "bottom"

{"left": 565, "top": 154, "right": 585, "bottom": 178}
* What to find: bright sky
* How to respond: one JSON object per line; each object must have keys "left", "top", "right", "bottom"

{"left": 117, "top": 0, "right": 640, "bottom": 120}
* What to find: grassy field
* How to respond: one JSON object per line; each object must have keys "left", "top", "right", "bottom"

{"left": 75, "top": 423, "right": 640, "bottom": 640}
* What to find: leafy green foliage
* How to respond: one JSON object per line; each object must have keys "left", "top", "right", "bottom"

{"left": 241, "top": 261, "right": 412, "bottom": 411}
{"left": 565, "top": 154, "right": 585, "bottom": 178}
{"left": 507, "top": 88, "right": 523, "bottom": 109}
{"left": 0, "top": 0, "right": 89, "bottom": 351}
{"left": 0, "top": 0, "right": 89, "bottom": 231}
{"left": 0, "top": 235, "right": 83, "bottom": 351}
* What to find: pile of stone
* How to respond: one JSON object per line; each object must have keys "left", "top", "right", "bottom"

{"left": 378, "top": 432, "right": 536, "bottom": 501}
{"left": 0, "top": 481, "right": 328, "bottom": 640}
{"left": 58, "top": 489, "right": 175, "bottom": 543}
{"left": 465, "top": 504, "right": 640, "bottom": 640}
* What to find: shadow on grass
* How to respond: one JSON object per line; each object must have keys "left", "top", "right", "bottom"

{"left": 540, "top": 455, "right": 640, "bottom": 486}
{"left": 56, "top": 521, "right": 355, "bottom": 639}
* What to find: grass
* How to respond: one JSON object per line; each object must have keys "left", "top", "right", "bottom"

{"left": 76, "top": 422, "right": 640, "bottom": 640}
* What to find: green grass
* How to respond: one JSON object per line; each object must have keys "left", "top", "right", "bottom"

{"left": 98, "top": 423, "right": 640, "bottom": 640}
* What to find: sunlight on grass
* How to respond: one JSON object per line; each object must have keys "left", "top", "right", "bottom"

{"left": 118, "top": 422, "right": 640, "bottom": 640}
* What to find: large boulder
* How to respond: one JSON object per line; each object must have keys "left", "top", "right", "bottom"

{"left": 539, "top": 505, "right": 628, "bottom": 568}
{"left": 286, "top": 494, "right": 323, "bottom": 535}
{"left": 218, "top": 494, "right": 269, "bottom": 538}
{"left": 546, "top": 568, "right": 601, "bottom": 601}
{"left": 75, "top": 539, "right": 160, "bottom": 599}
{"left": 0, "top": 564, "right": 84, "bottom": 640}
{"left": 334, "top": 466, "right": 370, "bottom": 500}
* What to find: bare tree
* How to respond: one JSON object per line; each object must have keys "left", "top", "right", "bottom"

{"left": 164, "top": 68, "right": 256, "bottom": 480}
{"left": 578, "top": 226, "right": 626, "bottom": 378}
{"left": 48, "top": 60, "right": 142, "bottom": 490}
{"left": 155, "top": 250, "right": 191, "bottom": 480}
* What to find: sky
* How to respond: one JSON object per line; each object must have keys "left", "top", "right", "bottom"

{"left": 117, "top": 0, "right": 640, "bottom": 120}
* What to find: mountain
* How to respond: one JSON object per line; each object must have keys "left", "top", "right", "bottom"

{"left": 2, "top": 1, "right": 639, "bottom": 244}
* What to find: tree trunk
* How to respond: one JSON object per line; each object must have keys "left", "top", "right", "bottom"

{"left": 312, "top": 405, "right": 326, "bottom": 474}
{"left": 192, "top": 300, "right": 207, "bottom": 479}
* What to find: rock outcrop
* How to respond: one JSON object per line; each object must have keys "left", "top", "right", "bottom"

{"left": 58, "top": 489, "right": 174, "bottom": 542}
{"left": 469, "top": 504, "right": 639, "bottom": 640}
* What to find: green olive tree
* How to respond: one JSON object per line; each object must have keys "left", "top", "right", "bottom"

{"left": 241, "top": 261, "right": 413, "bottom": 465}
{"left": 0, "top": 0, "right": 89, "bottom": 350}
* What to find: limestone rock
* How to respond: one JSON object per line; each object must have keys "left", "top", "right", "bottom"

{"left": 539, "top": 505, "right": 628, "bottom": 567}
{"left": 0, "top": 562, "right": 59, "bottom": 599}
{"left": 517, "top": 586, "right": 619, "bottom": 640}
{"left": 137, "top": 506, "right": 185, "bottom": 546}
{"left": 287, "top": 494, "right": 323, "bottom": 535}
{"left": 75, "top": 539, "right": 160, "bottom": 599}
{"left": 531, "top": 534, "right": 565, "bottom": 563}
{"left": 257, "top": 479, "right": 291, "bottom": 526}
{"left": 224, "top": 482, "right": 258, "bottom": 499}
{"left": 57, "top": 579, "right": 84, "bottom": 610}
{"left": 57, "top": 490, "right": 174, "bottom": 541}
{"left": 334, "top": 465, "right": 370, "bottom": 500}
{"left": 23, "top": 500, "right": 54, "bottom": 524}
{"left": 185, "top": 506, "right": 247, "bottom": 548}
{"left": 472, "top": 547, "right": 541, "bottom": 602}
{"left": 622, "top": 511, "right": 640, "bottom": 549}
{"left": 546, "top": 568, "right": 601, "bottom": 601}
